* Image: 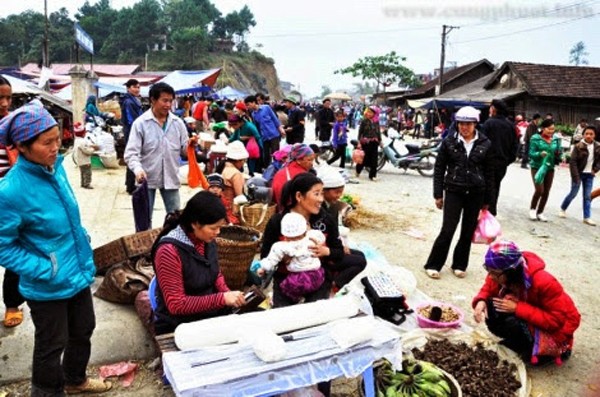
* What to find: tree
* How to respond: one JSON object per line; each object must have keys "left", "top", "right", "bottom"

{"left": 320, "top": 85, "right": 332, "bottom": 97}
{"left": 48, "top": 8, "right": 75, "bottom": 63}
{"left": 75, "top": 0, "right": 118, "bottom": 59}
{"left": 335, "top": 51, "right": 420, "bottom": 94}
{"left": 569, "top": 41, "right": 589, "bottom": 66}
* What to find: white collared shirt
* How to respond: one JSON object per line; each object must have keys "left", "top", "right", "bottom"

{"left": 458, "top": 131, "right": 479, "bottom": 157}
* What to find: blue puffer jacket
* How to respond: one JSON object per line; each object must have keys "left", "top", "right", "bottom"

{"left": 0, "top": 155, "right": 95, "bottom": 300}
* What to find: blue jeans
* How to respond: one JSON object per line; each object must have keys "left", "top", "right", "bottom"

{"left": 561, "top": 173, "right": 594, "bottom": 219}
{"left": 148, "top": 188, "right": 181, "bottom": 227}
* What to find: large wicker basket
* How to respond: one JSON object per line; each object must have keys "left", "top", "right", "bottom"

{"left": 216, "top": 225, "right": 261, "bottom": 290}
{"left": 239, "top": 203, "right": 276, "bottom": 234}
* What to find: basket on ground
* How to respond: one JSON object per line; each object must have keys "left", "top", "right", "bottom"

{"left": 216, "top": 225, "right": 261, "bottom": 290}
{"left": 239, "top": 203, "right": 276, "bottom": 234}
{"left": 415, "top": 302, "right": 464, "bottom": 329}
{"left": 122, "top": 228, "right": 162, "bottom": 258}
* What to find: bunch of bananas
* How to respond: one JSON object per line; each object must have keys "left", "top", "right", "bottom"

{"left": 375, "top": 359, "right": 452, "bottom": 397}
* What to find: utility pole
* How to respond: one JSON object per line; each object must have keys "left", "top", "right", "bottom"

{"left": 43, "top": 0, "right": 50, "bottom": 91}
{"left": 438, "top": 24, "right": 458, "bottom": 95}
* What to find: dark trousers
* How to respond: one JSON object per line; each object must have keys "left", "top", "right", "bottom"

{"left": 425, "top": 190, "right": 483, "bottom": 272}
{"left": 530, "top": 168, "right": 555, "bottom": 214}
{"left": 356, "top": 141, "right": 379, "bottom": 179}
{"left": 327, "top": 144, "right": 347, "bottom": 168}
{"left": 327, "top": 249, "right": 367, "bottom": 288}
{"left": 79, "top": 164, "right": 92, "bottom": 188}
{"left": 28, "top": 287, "right": 96, "bottom": 397}
{"left": 485, "top": 299, "right": 533, "bottom": 357}
{"left": 3, "top": 269, "right": 25, "bottom": 308}
{"left": 262, "top": 137, "right": 281, "bottom": 168}
{"left": 521, "top": 142, "right": 530, "bottom": 168}
{"left": 489, "top": 161, "right": 508, "bottom": 216}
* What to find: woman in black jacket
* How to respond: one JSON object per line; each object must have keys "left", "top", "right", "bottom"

{"left": 424, "top": 106, "right": 494, "bottom": 279}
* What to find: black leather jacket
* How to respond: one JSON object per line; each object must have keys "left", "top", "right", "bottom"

{"left": 433, "top": 131, "right": 495, "bottom": 204}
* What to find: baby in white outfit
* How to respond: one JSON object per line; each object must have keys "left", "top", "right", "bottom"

{"left": 258, "top": 212, "right": 326, "bottom": 301}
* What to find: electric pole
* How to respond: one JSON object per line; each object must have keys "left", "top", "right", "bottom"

{"left": 43, "top": 0, "right": 50, "bottom": 91}
{"left": 438, "top": 24, "right": 458, "bottom": 95}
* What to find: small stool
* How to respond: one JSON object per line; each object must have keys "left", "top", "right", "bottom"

{"left": 207, "top": 151, "right": 226, "bottom": 174}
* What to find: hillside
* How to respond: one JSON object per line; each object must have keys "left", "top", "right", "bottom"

{"left": 150, "top": 50, "right": 284, "bottom": 99}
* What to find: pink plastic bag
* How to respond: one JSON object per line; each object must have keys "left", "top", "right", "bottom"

{"left": 472, "top": 209, "right": 501, "bottom": 244}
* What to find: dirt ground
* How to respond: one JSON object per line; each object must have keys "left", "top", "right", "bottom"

{"left": 1, "top": 138, "right": 599, "bottom": 396}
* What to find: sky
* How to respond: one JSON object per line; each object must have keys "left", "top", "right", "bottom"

{"left": 1, "top": 0, "right": 599, "bottom": 98}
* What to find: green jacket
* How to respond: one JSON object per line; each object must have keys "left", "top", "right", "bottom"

{"left": 529, "top": 134, "right": 561, "bottom": 170}
{"left": 228, "top": 121, "right": 263, "bottom": 148}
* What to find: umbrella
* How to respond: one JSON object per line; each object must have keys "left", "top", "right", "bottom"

{"left": 325, "top": 92, "right": 352, "bottom": 101}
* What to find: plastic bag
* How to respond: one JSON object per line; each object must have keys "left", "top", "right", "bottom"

{"left": 472, "top": 209, "right": 501, "bottom": 244}
{"left": 352, "top": 148, "right": 365, "bottom": 165}
{"left": 246, "top": 137, "right": 261, "bottom": 159}
{"left": 187, "top": 145, "right": 208, "bottom": 189}
{"left": 534, "top": 158, "right": 549, "bottom": 185}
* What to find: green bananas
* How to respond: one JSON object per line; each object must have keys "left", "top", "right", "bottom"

{"left": 375, "top": 359, "right": 452, "bottom": 397}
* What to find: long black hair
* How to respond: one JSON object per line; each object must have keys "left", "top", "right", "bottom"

{"left": 151, "top": 191, "right": 227, "bottom": 259}
{"left": 0, "top": 76, "right": 11, "bottom": 88}
{"left": 280, "top": 172, "right": 323, "bottom": 213}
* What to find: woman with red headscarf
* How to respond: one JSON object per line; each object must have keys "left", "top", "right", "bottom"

{"left": 271, "top": 143, "right": 315, "bottom": 206}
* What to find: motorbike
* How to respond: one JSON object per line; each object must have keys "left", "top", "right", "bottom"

{"left": 351, "top": 128, "right": 440, "bottom": 177}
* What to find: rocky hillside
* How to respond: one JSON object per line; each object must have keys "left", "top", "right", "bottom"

{"left": 214, "top": 53, "right": 283, "bottom": 99}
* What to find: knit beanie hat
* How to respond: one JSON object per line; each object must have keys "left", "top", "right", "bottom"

{"left": 281, "top": 212, "right": 307, "bottom": 238}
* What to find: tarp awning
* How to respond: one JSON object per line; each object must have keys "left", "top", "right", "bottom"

{"left": 1, "top": 74, "right": 72, "bottom": 114}
{"left": 215, "top": 86, "right": 248, "bottom": 99}
{"left": 156, "top": 69, "right": 221, "bottom": 95}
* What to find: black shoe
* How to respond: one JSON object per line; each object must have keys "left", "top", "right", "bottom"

{"left": 83, "top": 186, "right": 94, "bottom": 189}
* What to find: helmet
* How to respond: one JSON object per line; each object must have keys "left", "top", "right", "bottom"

{"left": 455, "top": 106, "right": 480, "bottom": 123}
{"left": 244, "top": 176, "right": 272, "bottom": 204}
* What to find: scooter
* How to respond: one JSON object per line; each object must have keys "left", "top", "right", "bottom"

{"left": 350, "top": 128, "right": 439, "bottom": 176}
{"left": 377, "top": 128, "right": 439, "bottom": 176}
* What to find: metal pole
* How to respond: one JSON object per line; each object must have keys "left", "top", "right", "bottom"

{"left": 438, "top": 25, "right": 459, "bottom": 95}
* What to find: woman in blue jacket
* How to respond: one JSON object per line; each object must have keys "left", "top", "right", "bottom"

{"left": 0, "top": 101, "right": 111, "bottom": 395}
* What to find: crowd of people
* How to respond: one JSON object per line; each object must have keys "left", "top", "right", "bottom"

{"left": 0, "top": 78, "right": 590, "bottom": 395}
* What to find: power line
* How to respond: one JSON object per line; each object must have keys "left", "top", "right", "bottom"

{"left": 454, "top": 12, "right": 600, "bottom": 44}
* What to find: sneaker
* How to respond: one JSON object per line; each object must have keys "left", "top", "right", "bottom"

{"left": 529, "top": 209, "right": 538, "bottom": 221}
{"left": 369, "top": 177, "right": 378, "bottom": 182}
{"left": 583, "top": 218, "right": 597, "bottom": 226}
{"left": 558, "top": 210, "right": 566, "bottom": 218}
{"left": 452, "top": 269, "right": 466, "bottom": 278}
{"left": 537, "top": 213, "right": 549, "bottom": 222}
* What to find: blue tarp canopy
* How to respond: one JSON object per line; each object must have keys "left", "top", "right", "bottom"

{"left": 156, "top": 69, "right": 221, "bottom": 95}
{"left": 421, "top": 99, "right": 488, "bottom": 110}
{"left": 215, "top": 86, "right": 248, "bottom": 99}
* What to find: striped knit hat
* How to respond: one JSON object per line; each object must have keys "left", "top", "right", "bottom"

{"left": 0, "top": 100, "right": 57, "bottom": 146}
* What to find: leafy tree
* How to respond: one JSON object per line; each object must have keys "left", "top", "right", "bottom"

{"left": 320, "top": 85, "right": 332, "bottom": 97}
{"left": 48, "top": 8, "right": 75, "bottom": 63}
{"left": 352, "top": 82, "right": 375, "bottom": 96}
{"left": 569, "top": 41, "right": 589, "bottom": 66}
{"left": 335, "top": 51, "right": 419, "bottom": 93}
{"left": 75, "top": 0, "right": 118, "bottom": 58}
{"left": 0, "top": 12, "right": 45, "bottom": 65}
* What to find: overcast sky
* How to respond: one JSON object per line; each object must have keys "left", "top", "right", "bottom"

{"left": 2, "top": 0, "right": 598, "bottom": 98}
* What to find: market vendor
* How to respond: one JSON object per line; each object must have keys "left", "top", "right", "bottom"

{"left": 262, "top": 173, "right": 338, "bottom": 306}
{"left": 151, "top": 191, "right": 246, "bottom": 335}
{"left": 472, "top": 240, "right": 581, "bottom": 365}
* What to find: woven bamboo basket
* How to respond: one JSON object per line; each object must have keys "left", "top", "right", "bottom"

{"left": 239, "top": 203, "right": 276, "bottom": 235}
{"left": 122, "top": 228, "right": 162, "bottom": 258}
{"left": 93, "top": 239, "right": 128, "bottom": 276}
{"left": 216, "top": 225, "right": 261, "bottom": 290}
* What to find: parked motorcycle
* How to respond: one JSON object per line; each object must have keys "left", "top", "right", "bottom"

{"left": 351, "top": 129, "right": 439, "bottom": 176}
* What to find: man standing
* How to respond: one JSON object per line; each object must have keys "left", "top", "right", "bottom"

{"left": 124, "top": 82, "right": 189, "bottom": 228}
{"left": 317, "top": 98, "right": 334, "bottom": 142}
{"left": 481, "top": 99, "right": 518, "bottom": 215}
{"left": 245, "top": 95, "right": 285, "bottom": 168}
{"left": 521, "top": 113, "right": 541, "bottom": 169}
{"left": 284, "top": 97, "right": 305, "bottom": 144}
{"left": 121, "top": 79, "right": 143, "bottom": 194}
